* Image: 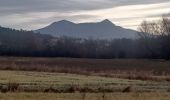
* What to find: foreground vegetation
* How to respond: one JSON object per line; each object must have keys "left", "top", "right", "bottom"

{"left": 0, "top": 70, "right": 169, "bottom": 93}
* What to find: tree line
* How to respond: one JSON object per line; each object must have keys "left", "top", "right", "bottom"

{"left": 0, "top": 16, "right": 170, "bottom": 59}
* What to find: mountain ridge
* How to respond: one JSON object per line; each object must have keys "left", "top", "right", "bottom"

{"left": 35, "top": 19, "right": 139, "bottom": 39}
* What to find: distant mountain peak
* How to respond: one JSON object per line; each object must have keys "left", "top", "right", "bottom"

{"left": 100, "top": 19, "right": 115, "bottom": 25}
{"left": 101, "top": 19, "right": 111, "bottom": 23}
{"left": 52, "top": 20, "right": 75, "bottom": 25}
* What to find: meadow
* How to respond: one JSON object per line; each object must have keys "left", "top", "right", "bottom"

{"left": 0, "top": 57, "right": 170, "bottom": 99}
{"left": 0, "top": 70, "right": 170, "bottom": 93}
{"left": 0, "top": 57, "right": 170, "bottom": 81}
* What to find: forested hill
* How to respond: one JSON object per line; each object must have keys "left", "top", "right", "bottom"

{"left": 0, "top": 26, "right": 53, "bottom": 56}
{"left": 0, "top": 27, "right": 52, "bottom": 43}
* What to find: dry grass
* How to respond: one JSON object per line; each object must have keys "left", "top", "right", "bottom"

{"left": 0, "top": 57, "right": 170, "bottom": 81}
{"left": 0, "top": 70, "right": 169, "bottom": 93}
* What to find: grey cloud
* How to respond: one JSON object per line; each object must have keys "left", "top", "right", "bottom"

{"left": 0, "top": 12, "right": 100, "bottom": 30}
{"left": 112, "top": 13, "right": 170, "bottom": 22}
{"left": 0, "top": 0, "right": 170, "bottom": 30}
{"left": 22, "top": 14, "right": 99, "bottom": 25}
{"left": 0, "top": 0, "right": 170, "bottom": 14}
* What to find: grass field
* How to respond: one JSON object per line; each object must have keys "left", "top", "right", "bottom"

{"left": 0, "top": 70, "right": 169, "bottom": 100}
{"left": 0, "top": 57, "right": 170, "bottom": 99}
{"left": 0, "top": 70, "right": 169, "bottom": 93}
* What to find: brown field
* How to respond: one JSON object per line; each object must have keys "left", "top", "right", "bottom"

{"left": 0, "top": 57, "right": 170, "bottom": 81}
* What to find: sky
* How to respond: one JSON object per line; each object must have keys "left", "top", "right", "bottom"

{"left": 0, "top": 0, "right": 170, "bottom": 30}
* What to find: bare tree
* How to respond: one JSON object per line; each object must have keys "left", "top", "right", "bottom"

{"left": 161, "top": 17, "right": 170, "bottom": 36}
{"left": 138, "top": 14, "right": 170, "bottom": 59}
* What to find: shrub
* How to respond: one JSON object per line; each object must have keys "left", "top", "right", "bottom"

{"left": 122, "top": 86, "right": 132, "bottom": 93}
{"left": 0, "top": 85, "right": 8, "bottom": 93}
{"left": 7, "top": 83, "right": 19, "bottom": 92}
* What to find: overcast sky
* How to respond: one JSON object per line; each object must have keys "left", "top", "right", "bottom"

{"left": 0, "top": 0, "right": 170, "bottom": 30}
